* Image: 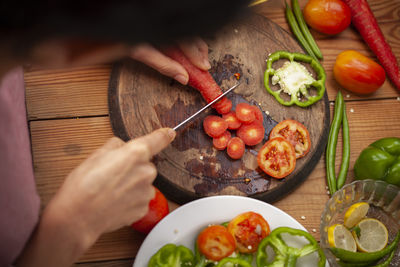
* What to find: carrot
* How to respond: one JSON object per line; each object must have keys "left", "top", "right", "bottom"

{"left": 342, "top": 0, "right": 400, "bottom": 91}
{"left": 162, "top": 46, "right": 232, "bottom": 114}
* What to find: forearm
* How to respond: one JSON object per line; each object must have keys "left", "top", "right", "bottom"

{"left": 16, "top": 200, "right": 99, "bottom": 267}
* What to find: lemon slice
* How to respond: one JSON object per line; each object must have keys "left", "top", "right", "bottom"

{"left": 352, "top": 218, "right": 389, "bottom": 253}
{"left": 328, "top": 224, "right": 357, "bottom": 252}
{"left": 344, "top": 202, "right": 370, "bottom": 228}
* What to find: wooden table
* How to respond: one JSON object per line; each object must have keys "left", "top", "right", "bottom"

{"left": 24, "top": 0, "right": 400, "bottom": 266}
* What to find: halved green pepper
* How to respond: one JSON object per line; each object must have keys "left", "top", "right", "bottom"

{"left": 264, "top": 51, "right": 326, "bottom": 107}
{"left": 256, "top": 227, "right": 326, "bottom": 267}
{"left": 354, "top": 137, "right": 400, "bottom": 186}
{"left": 148, "top": 243, "right": 195, "bottom": 267}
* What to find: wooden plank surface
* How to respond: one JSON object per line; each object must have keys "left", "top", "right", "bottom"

{"left": 24, "top": 0, "right": 400, "bottom": 265}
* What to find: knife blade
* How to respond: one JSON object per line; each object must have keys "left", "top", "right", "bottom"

{"left": 173, "top": 82, "right": 241, "bottom": 131}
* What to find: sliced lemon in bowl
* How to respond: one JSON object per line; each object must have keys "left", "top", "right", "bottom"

{"left": 352, "top": 218, "right": 389, "bottom": 253}
{"left": 328, "top": 224, "right": 357, "bottom": 252}
{"left": 344, "top": 202, "right": 370, "bottom": 228}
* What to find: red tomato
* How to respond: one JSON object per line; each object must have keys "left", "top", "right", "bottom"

{"left": 257, "top": 137, "right": 296, "bottom": 179}
{"left": 237, "top": 122, "right": 265, "bottom": 146}
{"left": 197, "top": 225, "right": 236, "bottom": 261}
{"left": 213, "top": 131, "right": 232, "bottom": 150}
{"left": 203, "top": 115, "right": 228, "bottom": 138}
{"left": 227, "top": 137, "right": 245, "bottom": 159}
{"left": 131, "top": 187, "right": 169, "bottom": 234}
{"left": 250, "top": 105, "right": 264, "bottom": 124}
{"left": 269, "top": 119, "right": 311, "bottom": 159}
{"left": 227, "top": 211, "right": 270, "bottom": 253}
{"left": 235, "top": 103, "right": 256, "bottom": 124}
{"left": 303, "top": 0, "right": 351, "bottom": 35}
{"left": 333, "top": 50, "right": 386, "bottom": 95}
{"left": 222, "top": 111, "right": 242, "bottom": 130}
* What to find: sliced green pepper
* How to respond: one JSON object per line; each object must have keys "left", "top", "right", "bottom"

{"left": 354, "top": 137, "right": 400, "bottom": 186}
{"left": 215, "top": 257, "right": 253, "bottom": 267}
{"left": 264, "top": 51, "right": 326, "bottom": 107}
{"left": 256, "top": 227, "right": 326, "bottom": 267}
{"left": 148, "top": 243, "right": 195, "bottom": 267}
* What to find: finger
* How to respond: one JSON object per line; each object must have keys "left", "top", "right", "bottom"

{"left": 178, "top": 38, "right": 211, "bottom": 70}
{"left": 130, "top": 43, "right": 189, "bottom": 85}
{"left": 125, "top": 128, "right": 176, "bottom": 160}
{"left": 102, "top": 136, "right": 125, "bottom": 150}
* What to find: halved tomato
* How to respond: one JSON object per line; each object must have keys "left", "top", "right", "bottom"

{"left": 227, "top": 137, "right": 245, "bottom": 159}
{"left": 213, "top": 131, "right": 232, "bottom": 150}
{"left": 235, "top": 103, "right": 256, "bottom": 124}
{"left": 197, "top": 225, "right": 236, "bottom": 261}
{"left": 237, "top": 122, "right": 265, "bottom": 146}
{"left": 203, "top": 115, "right": 228, "bottom": 138}
{"left": 222, "top": 111, "right": 242, "bottom": 130}
{"left": 227, "top": 211, "right": 270, "bottom": 253}
{"left": 257, "top": 137, "right": 296, "bottom": 179}
{"left": 269, "top": 119, "right": 311, "bottom": 158}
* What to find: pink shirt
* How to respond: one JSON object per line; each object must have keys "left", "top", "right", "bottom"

{"left": 0, "top": 67, "right": 40, "bottom": 266}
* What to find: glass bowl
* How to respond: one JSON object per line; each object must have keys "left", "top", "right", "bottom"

{"left": 320, "top": 179, "right": 400, "bottom": 267}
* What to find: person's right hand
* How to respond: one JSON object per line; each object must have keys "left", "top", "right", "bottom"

{"left": 130, "top": 38, "right": 211, "bottom": 85}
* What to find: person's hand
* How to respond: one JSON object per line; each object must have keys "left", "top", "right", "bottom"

{"left": 130, "top": 38, "right": 211, "bottom": 85}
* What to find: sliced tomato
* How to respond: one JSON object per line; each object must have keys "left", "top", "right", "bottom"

{"left": 257, "top": 137, "right": 296, "bottom": 179}
{"left": 227, "top": 211, "right": 270, "bottom": 253}
{"left": 222, "top": 111, "right": 242, "bottom": 130}
{"left": 203, "top": 115, "right": 228, "bottom": 138}
{"left": 250, "top": 105, "right": 264, "bottom": 124}
{"left": 235, "top": 103, "right": 256, "bottom": 124}
{"left": 197, "top": 225, "right": 236, "bottom": 261}
{"left": 269, "top": 119, "right": 311, "bottom": 158}
{"left": 213, "top": 131, "right": 232, "bottom": 150}
{"left": 237, "top": 122, "right": 265, "bottom": 146}
{"left": 227, "top": 137, "right": 245, "bottom": 159}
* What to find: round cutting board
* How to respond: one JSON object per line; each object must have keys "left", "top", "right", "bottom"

{"left": 108, "top": 14, "right": 329, "bottom": 204}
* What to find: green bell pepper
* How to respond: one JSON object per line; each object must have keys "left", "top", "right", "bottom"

{"left": 354, "top": 137, "right": 400, "bottom": 186}
{"left": 215, "top": 257, "right": 253, "bottom": 267}
{"left": 148, "top": 243, "right": 195, "bottom": 267}
{"left": 264, "top": 51, "right": 326, "bottom": 108}
{"left": 256, "top": 227, "right": 326, "bottom": 267}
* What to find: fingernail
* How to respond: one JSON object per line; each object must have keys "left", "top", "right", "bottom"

{"left": 167, "top": 128, "right": 176, "bottom": 140}
{"left": 174, "top": 74, "right": 188, "bottom": 85}
{"left": 203, "top": 59, "right": 211, "bottom": 69}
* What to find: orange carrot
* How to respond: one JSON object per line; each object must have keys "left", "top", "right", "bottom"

{"left": 343, "top": 0, "right": 400, "bottom": 91}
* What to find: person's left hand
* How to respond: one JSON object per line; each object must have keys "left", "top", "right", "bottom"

{"left": 130, "top": 38, "right": 210, "bottom": 85}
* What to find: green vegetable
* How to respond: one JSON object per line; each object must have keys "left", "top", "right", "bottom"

{"left": 148, "top": 244, "right": 195, "bottom": 267}
{"left": 330, "top": 230, "right": 400, "bottom": 264}
{"left": 256, "top": 227, "right": 326, "bottom": 267}
{"left": 326, "top": 91, "right": 344, "bottom": 195}
{"left": 291, "top": 0, "right": 323, "bottom": 59}
{"left": 354, "top": 137, "right": 400, "bottom": 186}
{"left": 285, "top": 2, "right": 317, "bottom": 59}
{"left": 337, "top": 100, "right": 350, "bottom": 190}
{"left": 215, "top": 257, "right": 252, "bottom": 267}
{"left": 264, "top": 51, "right": 326, "bottom": 107}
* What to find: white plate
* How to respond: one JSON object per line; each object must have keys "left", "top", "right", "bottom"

{"left": 133, "top": 195, "right": 321, "bottom": 267}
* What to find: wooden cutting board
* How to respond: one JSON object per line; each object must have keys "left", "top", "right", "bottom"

{"left": 108, "top": 14, "right": 329, "bottom": 204}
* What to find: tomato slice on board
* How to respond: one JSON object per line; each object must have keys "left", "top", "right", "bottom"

{"left": 213, "top": 131, "right": 232, "bottom": 150}
{"left": 250, "top": 105, "right": 264, "bottom": 124}
{"left": 237, "top": 122, "right": 265, "bottom": 146}
{"left": 235, "top": 103, "right": 256, "bottom": 124}
{"left": 203, "top": 115, "right": 228, "bottom": 138}
{"left": 257, "top": 137, "right": 296, "bottom": 179}
{"left": 227, "top": 137, "right": 245, "bottom": 159}
{"left": 222, "top": 111, "right": 242, "bottom": 130}
{"left": 197, "top": 225, "right": 236, "bottom": 261}
{"left": 269, "top": 119, "right": 311, "bottom": 159}
{"left": 227, "top": 211, "right": 271, "bottom": 253}
{"left": 131, "top": 187, "right": 169, "bottom": 234}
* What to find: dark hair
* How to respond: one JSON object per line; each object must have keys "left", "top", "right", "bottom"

{"left": 1, "top": 0, "right": 251, "bottom": 49}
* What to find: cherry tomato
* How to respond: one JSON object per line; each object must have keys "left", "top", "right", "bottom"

{"left": 222, "top": 111, "right": 242, "bottom": 130}
{"left": 303, "top": 0, "right": 351, "bottom": 35}
{"left": 333, "top": 50, "right": 386, "bottom": 95}
{"left": 227, "top": 137, "right": 245, "bottom": 159}
{"left": 131, "top": 187, "right": 169, "bottom": 234}
{"left": 213, "top": 131, "right": 232, "bottom": 150}
{"left": 269, "top": 119, "right": 311, "bottom": 158}
{"left": 237, "top": 122, "right": 265, "bottom": 146}
{"left": 235, "top": 103, "right": 256, "bottom": 124}
{"left": 257, "top": 137, "right": 296, "bottom": 179}
{"left": 203, "top": 115, "right": 228, "bottom": 138}
{"left": 197, "top": 225, "right": 236, "bottom": 261}
{"left": 227, "top": 211, "right": 270, "bottom": 253}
